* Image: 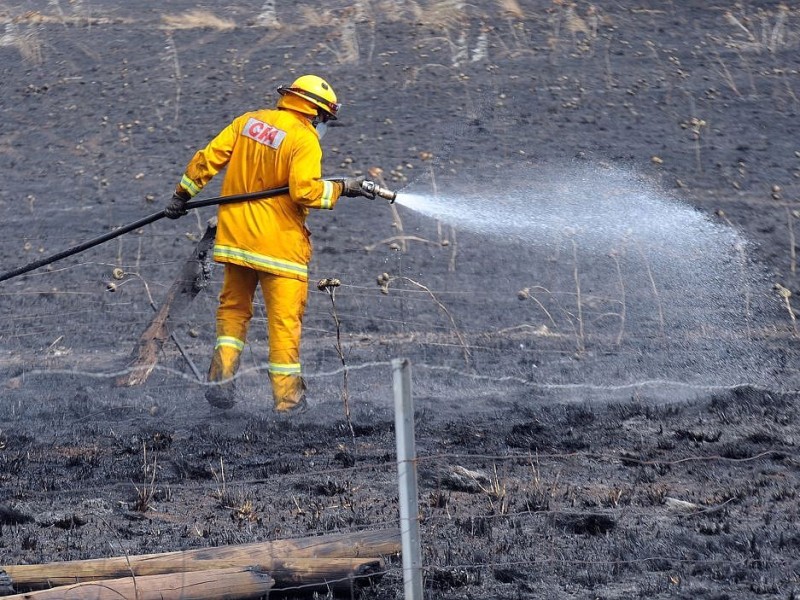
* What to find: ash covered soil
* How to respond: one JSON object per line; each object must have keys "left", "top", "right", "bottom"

{"left": 1, "top": 1, "right": 800, "bottom": 598}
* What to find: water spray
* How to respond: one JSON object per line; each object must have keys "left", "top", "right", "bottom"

{"left": 382, "top": 163, "right": 788, "bottom": 392}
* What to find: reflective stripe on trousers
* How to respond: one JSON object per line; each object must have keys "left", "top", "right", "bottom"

{"left": 209, "top": 263, "right": 308, "bottom": 408}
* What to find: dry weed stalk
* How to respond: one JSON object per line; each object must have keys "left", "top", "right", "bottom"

{"left": 708, "top": 41, "right": 742, "bottom": 97}
{"left": 448, "top": 227, "right": 458, "bottom": 272}
{"left": 724, "top": 10, "right": 757, "bottom": 43}
{"left": 318, "top": 278, "right": 354, "bottom": 438}
{"left": 609, "top": 249, "right": 626, "bottom": 345}
{"left": 431, "top": 164, "right": 443, "bottom": 245}
{"left": 428, "top": 163, "right": 458, "bottom": 271}
{"left": 317, "top": 18, "right": 360, "bottom": 64}
{"left": 778, "top": 67, "right": 800, "bottom": 107}
{"left": 766, "top": 6, "right": 789, "bottom": 51}
{"left": 255, "top": 0, "right": 281, "bottom": 28}
{"left": 733, "top": 45, "right": 759, "bottom": 96}
{"left": 132, "top": 441, "right": 158, "bottom": 512}
{"left": 410, "top": 4, "right": 490, "bottom": 68}
{"left": 684, "top": 116, "right": 707, "bottom": 173}
{"left": 388, "top": 202, "right": 408, "bottom": 251}
{"left": 787, "top": 207, "right": 798, "bottom": 275}
{"left": 603, "top": 37, "right": 616, "bottom": 91}
{"left": 525, "top": 452, "right": 556, "bottom": 512}
{"left": 633, "top": 241, "right": 665, "bottom": 336}
{"left": 570, "top": 238, "right": 586, "bottom": 353}
{"left": 162, "top": 32, "right": 182, "bottom": 124}
{"left": 724, "top": 5, "right": 793, "bottom": 53}
{"left": 449, "top": 28, "right": 468, "bottom": 68}
{"left": 774, "top": 283, "right": 798, "bottom": 337}
{"left": 730, "top": 240, "right": 754, "bottom": 339}
{"left": 422, "top": 162, "right": 458, "bottom": 273}
{"left": 377, "top": 273, "right": 471, "bottom": 368}
{"left": 210, "top": 457, "right": 229, "bottom": 506}
{"left": 367, "top": 167, "right": 409, "bottom": 252}
{"left": 363, "top": 235, "right": 440, "bottom": 252}
{"left": 546, "top": 0, "right": 564, "bottom": 59}
{"left": 494, "top": 19, "right": 536, "bottom": 59}
{"left": 477, "top": 464, "right": 509, "bottom": 515}
{"left": 516, "top": 285, "right": 559, "bottom": 329}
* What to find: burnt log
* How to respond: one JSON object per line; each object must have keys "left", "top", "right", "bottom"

{"left": 2, "top": 566, "right": 273, "bottom": 600}
{"left": 2, "top": 528, "right": 400, "bottom": 592}
{"left": 0, "top": 570, "right": 12, "bottom": 596}
{"left": 116, "top": 219, "right": 216, "bottom": 387}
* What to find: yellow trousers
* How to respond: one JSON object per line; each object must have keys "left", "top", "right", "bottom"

{"left": 207, "top": 263, "right": 307, "bottom": 410}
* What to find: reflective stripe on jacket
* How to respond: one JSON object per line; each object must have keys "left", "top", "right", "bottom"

{"left": 177, "top": 108, "right": 341, "bottom": 281}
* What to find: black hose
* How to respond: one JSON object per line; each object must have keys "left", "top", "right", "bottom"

{"left": 0, "top": 186, "right": 289, "bottom": 284}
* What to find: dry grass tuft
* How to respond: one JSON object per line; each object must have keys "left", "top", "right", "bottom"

{"left": 297, "top": 6, "right": 338, "bottom": 27}
{"left": 410, "top": 0, "right": 466, "bottom": 27}
{"left": 4, "top": 10, "right": 127, "bottom": 26}
{"left": 497, "top": 0, "right": 524, "bottom": 19}
{"left": 723, "top": 5, "right": 798, "bottom": 52}
{"left": 373, "top": 0, "right": 416, "bottom": 23}
{"left": 161, "top": 10, "right": 236, "bottom": 31}
{"left": 565, "top": 5, "right": 590, "bottom": 36}
{"left": 0, "top": 21, "right": 42, "bottom": 65}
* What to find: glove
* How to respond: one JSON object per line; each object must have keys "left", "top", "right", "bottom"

{"left": 164, "top": 190, "right": 189, "bottom": 219}
{"left": 341, "top": 176, "right": 374, "bottom": 199}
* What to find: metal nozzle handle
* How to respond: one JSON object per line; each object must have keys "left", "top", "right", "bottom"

{"left": 361, "top": 180, "right": 398, "bottom": 203}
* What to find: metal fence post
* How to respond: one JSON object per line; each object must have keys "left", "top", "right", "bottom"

{"left": 392, "top": 357, "right": 424, "bottom": 600}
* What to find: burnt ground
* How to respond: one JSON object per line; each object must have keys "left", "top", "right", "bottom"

{"left": 1, "top": 1, "right": 800, "bottom": 598}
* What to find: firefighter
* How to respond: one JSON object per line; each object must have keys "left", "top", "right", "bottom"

{"left": 164, "top": 74, "right": 372, "bottom": 413}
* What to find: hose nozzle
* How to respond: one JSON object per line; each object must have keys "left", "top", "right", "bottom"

{"left": 361, "top": 180, "right": 398, "bottom": 203}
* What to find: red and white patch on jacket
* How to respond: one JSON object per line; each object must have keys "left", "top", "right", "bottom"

{"left": 241, "top": 117, "right": 286, "bottom": 149}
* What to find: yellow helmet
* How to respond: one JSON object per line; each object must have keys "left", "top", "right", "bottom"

{"left": 277, "top": 75, "right": 340, "bottom": 120}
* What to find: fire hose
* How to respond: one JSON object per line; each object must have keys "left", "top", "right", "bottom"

{"left": 0, "top": 178, "right": 397, "bottom": 284}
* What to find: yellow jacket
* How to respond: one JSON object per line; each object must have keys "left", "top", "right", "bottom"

{"left": 177, "top": 108, "right": 341, "bottom": 281}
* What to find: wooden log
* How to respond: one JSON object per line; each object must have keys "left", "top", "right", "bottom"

{"left": 271, "top": 556, "right": 385, "bottom": 591}
{"left": 2, "top": 566, "right": 273, "bottom": 600}
{"left": 3, "top": 529, "right": 400, "bottom": 591}
{"left": 116, "top": 219, "right": 217, "bottom": 387}
{"left": 5, "top": 558, "right": 383, "bottom": 593}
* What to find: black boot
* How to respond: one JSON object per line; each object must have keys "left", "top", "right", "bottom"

{"left": 205, "top": 379, "right": 236, "bottom": 409}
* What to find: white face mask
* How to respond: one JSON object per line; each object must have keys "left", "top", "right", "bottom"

{"left": 312, "top": 111, "right": 332, "bottom": 140}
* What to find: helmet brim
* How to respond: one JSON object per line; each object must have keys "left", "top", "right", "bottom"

{"left": 277, "top": 85, "right": 339, "bottom": 120}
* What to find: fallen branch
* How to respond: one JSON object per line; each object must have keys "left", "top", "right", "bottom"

{"left": 116, "top": 219, "right": 216, "bottom": 387}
